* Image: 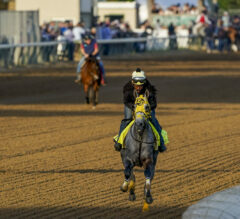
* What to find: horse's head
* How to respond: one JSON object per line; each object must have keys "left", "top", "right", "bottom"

{"left": 82, "top": 56, "right": 99, "bottom": 82}
{"left": 134, "top": 94, "right": 151, "bottom": 135}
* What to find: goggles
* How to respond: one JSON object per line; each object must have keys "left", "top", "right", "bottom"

{"left": 132, "top": 78, "right": 146, "bottom": 85}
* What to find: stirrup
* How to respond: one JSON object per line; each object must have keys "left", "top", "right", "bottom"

{"left": 75, "top": 78, "right": 81, "bottom": 83}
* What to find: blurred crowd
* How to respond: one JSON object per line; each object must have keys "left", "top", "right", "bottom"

{"left": 37, "top": 6, "right": 240, "bottom": 61}
{"left": 152, "top": 2, "right": 198, "bottom": 15}
{"left": 190, "top": 10, "right": 240, "bottom": 53}
{"left": 40, "top": 19, "right": 138, "bottom": 43}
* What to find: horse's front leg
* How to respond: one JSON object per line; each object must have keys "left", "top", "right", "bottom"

{"left": 143, "top": 158, "right": 153, "bottom": 204}
{"left": 151, "top": 150, "right": 159, "bottom": 181}
{"left": 120, "top": 158, "right": 133, "bottom": 193}
{"left": 93, "top": 83, "right": 99, "bottom": 106}
{"left": 95, "top": 88, "right": 99, "bottom": 105}
{"left": 128, "top": 170, "right": 136, "bottom": 201}
{"left": 83, "top": 84, "right": 89, "bottom": 104}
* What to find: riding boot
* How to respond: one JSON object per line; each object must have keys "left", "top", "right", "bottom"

{"left": 75, "top": 74, "right": 81, "bottom": 83}
{"left": 100, "top": 70, "right": 107, "bottom": 86}
{"left": 150, "top": 117, "right": 167, "bottom": 153}
{"left": 114, "top": 119, "right": 132, "bottom": 151}
{"left": 159, "top": 133, "right": 167, "bottom": 153}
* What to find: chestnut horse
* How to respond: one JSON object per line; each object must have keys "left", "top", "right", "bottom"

{"left": 80, "top": 56, "right": 101, "bottom": 107}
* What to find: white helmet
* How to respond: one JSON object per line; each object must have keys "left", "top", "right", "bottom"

{"left": 132, "top": 68, "right": 146, "bottom": 85}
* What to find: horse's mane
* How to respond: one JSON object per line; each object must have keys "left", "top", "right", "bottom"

{"left": 82, "top": 57, "right": 98, "bottom": 73}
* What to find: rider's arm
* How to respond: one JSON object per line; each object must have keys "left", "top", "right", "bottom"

{"left": 124, "top": 94, "right": 134, "bottom": 110}
{"left": 146, "top": 82, "right": 157, "bottom": 110}
{"left": 148, "top": 94, "right": 157, "bottom": 110}
{"left": 123, "top": 83, "right": 135, "bottom": 110}
{"left": 92, "top": 43, "right": 99, "bottom": 56}
{"left": 80, "top": 44, "right": 89, "bottom": 57}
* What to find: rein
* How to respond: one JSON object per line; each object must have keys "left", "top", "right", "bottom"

{"left": 130, "top": 122, "right": 156, "bottom": 145}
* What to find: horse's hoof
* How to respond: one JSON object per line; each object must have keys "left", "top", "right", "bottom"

{"left": 142, "top": 201, "right": 150, "bottom": 212}
{"left": 120, "top": 181, "right": 128, "bottom": 192}
{"left": 129, "top": 192, "right": 136, "bottom": 201}
{"left": 145, "top": 191, "right": 153, "bottom": 204}
{"left": 128, "top": 180, "right": 135, "bottom": 191}
{"left": 120, "top": 185, "right": 128, "bottom": 192}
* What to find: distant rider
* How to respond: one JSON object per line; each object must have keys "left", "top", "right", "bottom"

{"left": 75, "top": 33, "right": 106, "bottom": 85}
{"left": 114, "top": 68, "right": 167, "bottom": 153}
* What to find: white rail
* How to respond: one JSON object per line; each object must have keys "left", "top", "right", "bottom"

{"left": 0, "top": 35, "right": 196, "bottom": 49}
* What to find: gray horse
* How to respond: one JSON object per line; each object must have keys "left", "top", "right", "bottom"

{"left": 120, "top": 95, "right": 159, "bottom": 206}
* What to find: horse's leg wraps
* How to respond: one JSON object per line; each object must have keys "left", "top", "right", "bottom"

{"left": 144, "top": 167, "right": 151, "bottom": 180}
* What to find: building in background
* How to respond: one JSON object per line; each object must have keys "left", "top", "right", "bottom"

{"left": 0, "top": 0, "right": 15, "bottom": 10}
{"left": 14, "top": 0, "right": 96, "bottom": 27}
{"left": 97, "top": 1, "right": 138, "bottom": 29}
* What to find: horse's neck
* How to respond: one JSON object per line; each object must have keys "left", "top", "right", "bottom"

{"left": 131, "top": 121, "right": 153, "bottom": 141}
{"left": 82, "top": 62, "right": 93, "bottom": 75}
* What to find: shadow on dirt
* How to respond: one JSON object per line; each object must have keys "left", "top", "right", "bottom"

{"left": 0, "top": 75, "right": 240, "bottom": 105}
{"left": 0, "top": 109, "right": 177, "bottom": 117}
{"left": 1, "top": 168, "right": 239, "bottom": 175}
{"left": 0, "top": 206, "right": 186, "bottom": 218}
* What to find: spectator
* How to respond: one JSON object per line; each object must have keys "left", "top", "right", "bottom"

{"left": 215, "top": 19, "right": 228, "bottom": 52}
{"left": 64, "top": 24, "right": 75, "bottom": 61}
{"left": 205, "top": 23, "right": 215, "bottom": 53}
{"left": 90, "top": 27, "right": 97, "bottom": 39}
{"left": 213, "top": 0, "right": 219, "bottom": 15}
{"left": 73, "top": 21, "right": 85, "bottom": 42}
{"left": 193, "top": 10, "right": 211, "bottom": 36}
{"left": 168, "top": 23, "right": 177, "bottom": 50}
{"left": 222, "top": 11, "right": 230, "bottom": 31}
{"left": 153, "top": 19, "right": 162, "bottom": 37}
{"left": 57, "top": 31, "right": 66, "bottom": 60}
{"left": 102, "top": 23, "right": 112, "bottom": 56}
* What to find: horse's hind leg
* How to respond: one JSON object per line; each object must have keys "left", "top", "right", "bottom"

{"left": 95, "top": 89, "right": 99, "bottom": 105}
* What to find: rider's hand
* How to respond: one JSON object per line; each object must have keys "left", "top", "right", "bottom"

{"left": 84, "top": 54, "right": 89, "bottom": 58}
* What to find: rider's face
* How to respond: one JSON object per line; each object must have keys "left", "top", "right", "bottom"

{"left": 134, "top": 84, "right": 143, "bottom": 94}
{"left": 85, "top": 39, "right": 91, "bottom": 44}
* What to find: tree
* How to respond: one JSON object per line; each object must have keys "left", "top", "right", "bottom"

{"left": 218, "top": 0, "right": 240, "bottom": 9}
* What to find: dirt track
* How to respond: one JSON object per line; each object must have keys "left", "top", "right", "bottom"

{"left": 0, "top": 56, "right": 240, "bottom": 218}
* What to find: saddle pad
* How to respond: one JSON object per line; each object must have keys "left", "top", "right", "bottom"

{"left": 113, "top": 120, "right": 169, "bottom": 151}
